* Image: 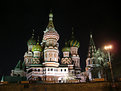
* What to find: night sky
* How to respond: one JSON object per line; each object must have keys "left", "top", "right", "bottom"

{"left": 0, "top": 0, "right": 121, "bottom": 78}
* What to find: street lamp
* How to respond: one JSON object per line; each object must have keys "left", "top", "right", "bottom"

{"left": 104, "top": 45, "right": 115, "bottom": 86}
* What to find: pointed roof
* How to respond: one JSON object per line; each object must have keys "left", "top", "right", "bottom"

{"left": 22, "top": 61, "right": 25, "bottom": 68}
{"left": 87, "top": 32, "right": 96, "bottom": 58}
{"left": 43, "top": 10, "right": 59, "bottom": 41}
{"left": 1, "top": 75, "right": 4, "bottom": 82}
{"left": 22, "top": 61, "right": 26, "bottom": 71}
{"left": 15, "top": 60, "right": 22, "bottom": 70}
{"left": 27, "top": 29, "right": 36, "bottom": 46}
{"left": 47, "top": 10, "right": 54, "bottom": 29}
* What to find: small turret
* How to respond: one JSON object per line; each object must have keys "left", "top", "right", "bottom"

{"left": 27, "top": 29, "right": 36, "bottom": 51}
{"left": 11, "top": 60, "right": 26, "bottom": 77}
{"left": 32, "top": 36, "right": 42, "bottom": 58}
{"left": 69, "top": 28, "right": 80, "bottom": 55}
{"left": 62, "top": 42, "right": 70, "bottom": 52}
{"left": 32, "top": 36, "right": 42, "bottom": 52}
{"left": 61, "top": 42, "right": 72, "bottom": 65}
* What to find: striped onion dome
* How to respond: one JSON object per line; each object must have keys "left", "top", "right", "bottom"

{"left": 69, "top": 28, "right": 80, "bottom": 48}
{"left": 70, "top": 40, "right": 80, "bottom": 48}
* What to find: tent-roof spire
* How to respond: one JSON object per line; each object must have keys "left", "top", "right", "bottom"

{"left": 47, "top": 10, "right": 54, "bottom": 28}
{"left": 87, "top": 32, "right": 96, "bottom": 58}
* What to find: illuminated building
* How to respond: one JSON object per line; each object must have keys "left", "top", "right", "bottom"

{"left": 85, "top": 33, "right": 104, "bottom": 81}
{"left": 10, "top": 11, "right": 82, "bottom": 83}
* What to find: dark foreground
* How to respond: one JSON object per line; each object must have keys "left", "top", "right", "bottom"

{"left": 0, "top": 82, "right": 121, "bottom": 91}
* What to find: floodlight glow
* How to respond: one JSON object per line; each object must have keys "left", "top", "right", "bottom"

{"left": 104, "top": 45, "right": 112, "bottom": 50}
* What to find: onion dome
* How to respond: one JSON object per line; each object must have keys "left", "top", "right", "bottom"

{"left": 43, "top": 11, "right": 59, "bottom": 41}
{"left": 43, "top": 30, "right": 59, "bottom": 41}
{"left": 69, "top": 28, "right": 80, "bottom": 48}
{"left": 27, "top": 29, "right": 36, "bottom": 46}
{"left": 70, "top": 40, "right": 80, "bottom": 48}
{"left": 32, "top": 36, "right": 42, "bottom": 52}
{"left": 32, "top": 42, "right": 42, "bottom": 52}
{"left": 27, "top": 38, "right": 36, "bottom": 46}
{"left": 62, "top": 42, "right": 70, "bottom": 52}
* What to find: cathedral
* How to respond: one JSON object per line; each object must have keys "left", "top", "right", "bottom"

{"left": 1, "top": 11, "right": 106, "bottom": 83}
{"left": 10, "top": 12, "right": 82, "bottom": 83}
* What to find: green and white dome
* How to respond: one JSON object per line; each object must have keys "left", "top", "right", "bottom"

{"left": 32, "top": 42, "right": 42, "bottom": 52}
{"left": 62, "top": 47, "right": 70, "bottom": 52}
{"left": 27, "top": 38, "right": 36, "bottom": 46}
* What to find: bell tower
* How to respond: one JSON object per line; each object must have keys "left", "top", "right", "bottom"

{"left": 85, "top": 33, "right": 97, "bottom": 80}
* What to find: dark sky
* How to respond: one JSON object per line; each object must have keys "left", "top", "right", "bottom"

{"left": 0, "top": 0, "right": 121, "bottom": 78}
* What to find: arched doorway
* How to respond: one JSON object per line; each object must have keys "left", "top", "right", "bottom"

{"left": 58, "top": 77, "right": 63, "bottom": 83}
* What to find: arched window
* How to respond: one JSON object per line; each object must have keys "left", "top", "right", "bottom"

{"left": 28, "top": 69, "right": 32, "bottom": 73}
{"left": 61, "top": 69, "right": 63, "bottom": 72}
{"left": 51, "top": 68, "right": 53, "bottom": 71}
{"left": 88, "top": 60, "right": 90, "bottom": 65}
{"left": 38, "top": 69, "right": 40, "bottom": 72}
{"left": 48, "top": 68, "right": 50, "bottom": 71}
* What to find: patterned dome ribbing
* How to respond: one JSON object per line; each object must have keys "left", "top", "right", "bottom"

{"left": 69, "top": 28, "right": 80, "bottom": 48}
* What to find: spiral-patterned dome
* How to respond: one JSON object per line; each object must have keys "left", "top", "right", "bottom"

{"left": 69, "top": 28, "right": 80, "bottom": 48}
{"left": 27, "top": 29, "right": 36, "bottom": 46}
{"left": 32, "top": 42, "right": 42, "bottom": 52}
{"left": 70, "top": 40, "right": 80, "bottom": 48}
{"left": 27, "top": 38, "right": 36, "bottom": 46}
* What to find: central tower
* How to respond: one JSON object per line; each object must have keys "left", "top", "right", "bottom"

{"left": 42, "top": 11, "right": 60, "bottom": 67}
